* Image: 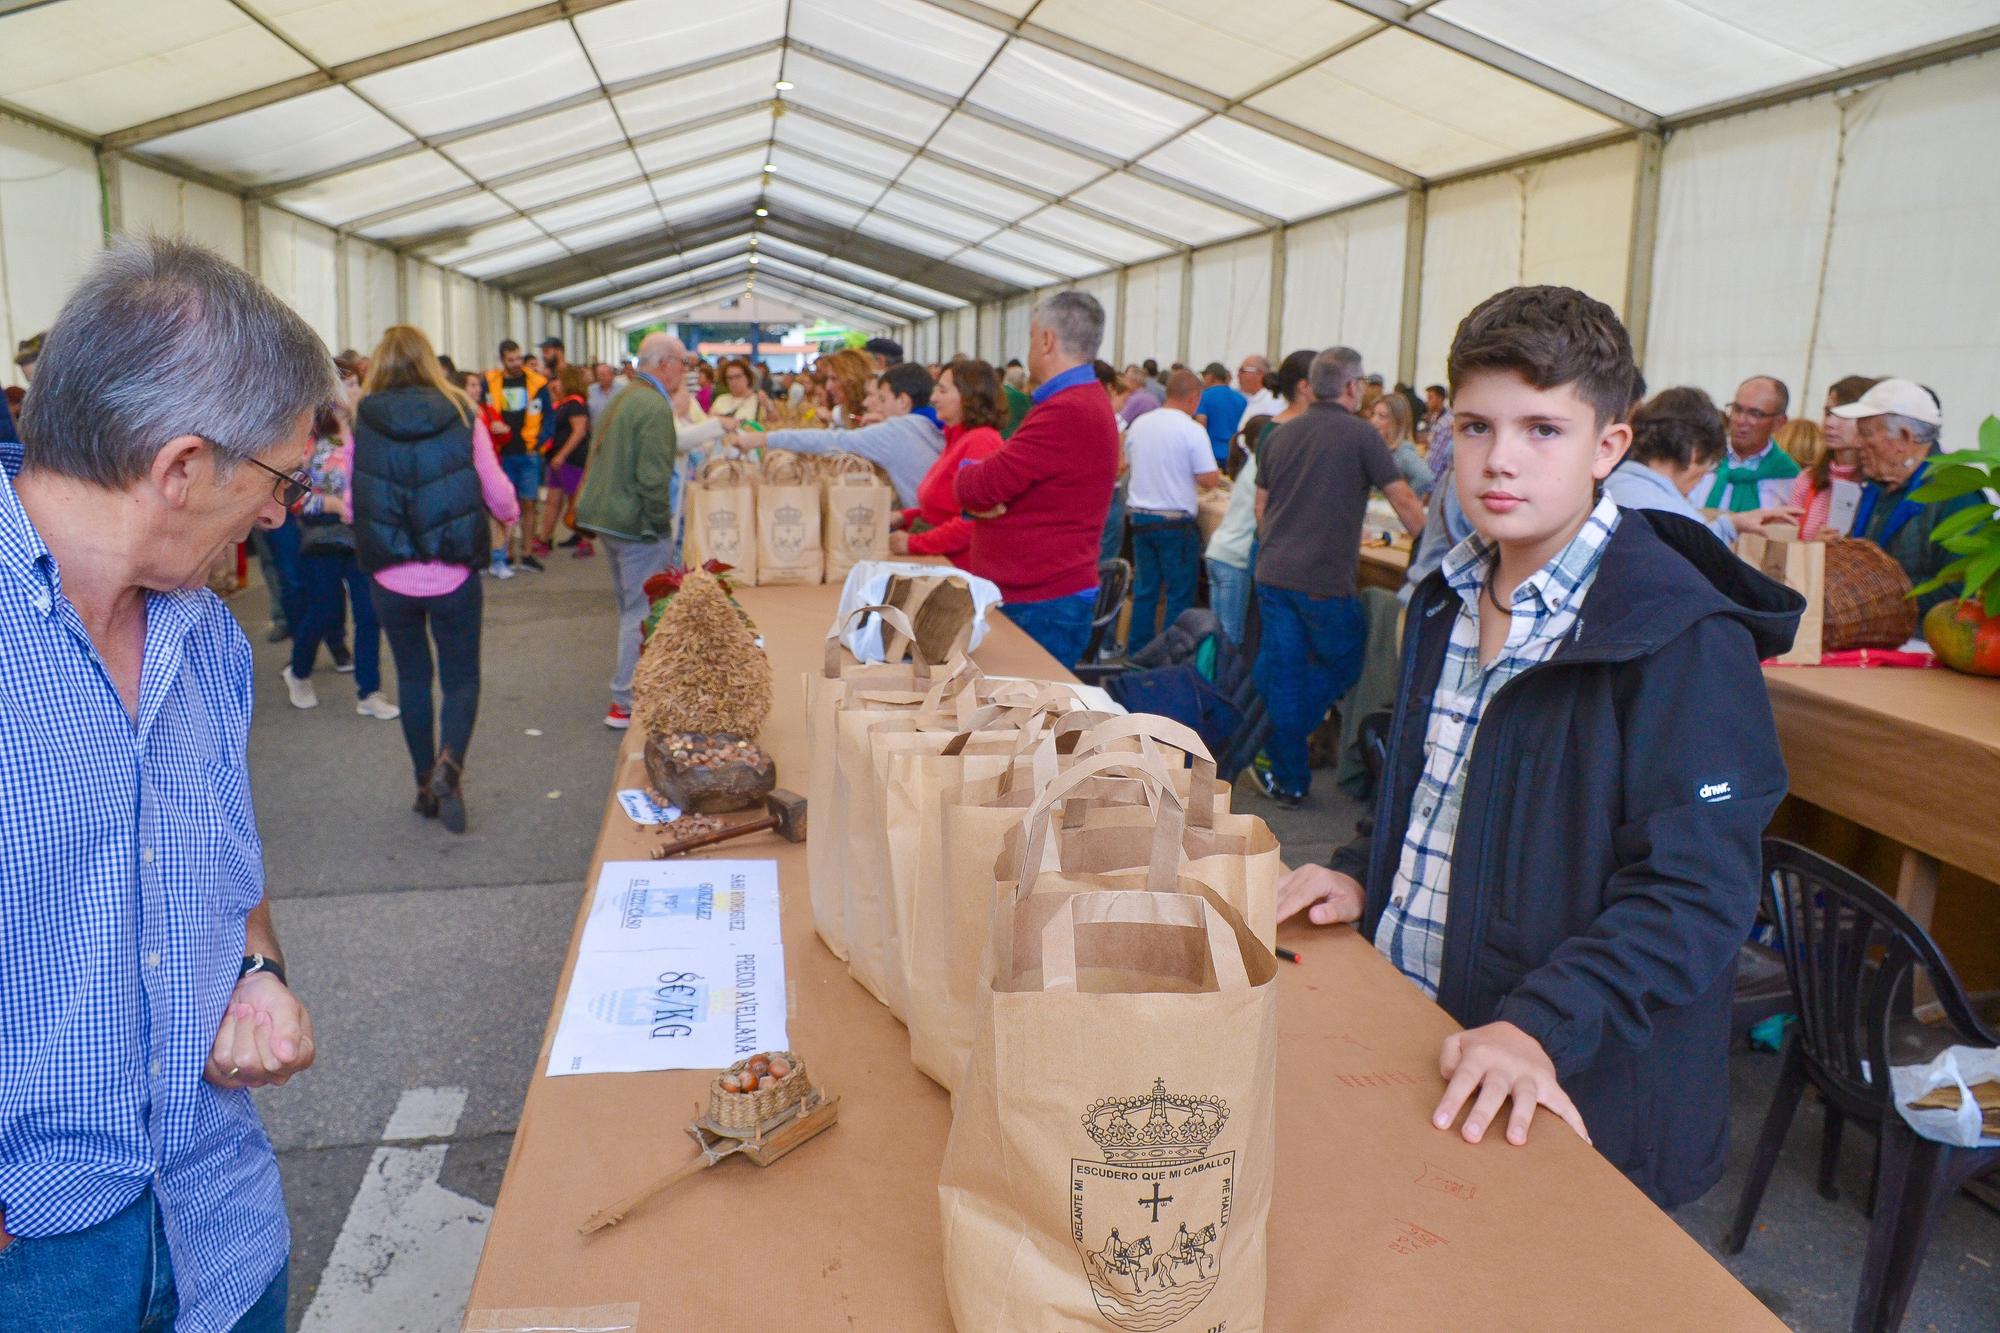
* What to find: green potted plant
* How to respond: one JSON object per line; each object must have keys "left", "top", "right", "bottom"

{"left": 1911, "top": 413, "right": 2000, "bottom": 675}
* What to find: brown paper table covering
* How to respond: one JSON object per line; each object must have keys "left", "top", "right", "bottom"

{"left": 466, "top": 581, "right": 1778, "bottom": 1331}
{"left": 1762, "top": 665, "right": 2000, "bottom": 886}
{"left": 1356, "top": 535, "right": 1411, "bottom": 594}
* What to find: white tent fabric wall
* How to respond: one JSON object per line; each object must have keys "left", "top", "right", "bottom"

{"left": 0, "top": 116, "right": 100, "bottom": 376}
{"left": 114, "top": 158, "right": 245, "bottom": 267}
{"left": 1644, "top": 96, "right": 1844, "bottom": 425}
{"left": 1120, "top": 255, "right": 1184, "bottom": 367}
{"left": 257, "top": 207, "right": 340, "bottom": 352}
{"left": 1001, "top": 295, "right": 1032, "bottom": 362}
{"left": 406, "top": 260, "right": 446, "bottom": 347}
{"left": 1416, "top": 170, "right": 1522, "bottom": 388}
{"left": 1188, "top": 236, "right": 1273, "bottom": 372}
{"left": 977, "top": 302, "right": 1001, "bottom": 363}
{"left": 1076, "top": 270, "right": 1119, "bottom": 363}
{"left": 445, "top": 272, "right": 481, "bottom": 369}
{"left": 1279, "top": 194, "right": 1408, "bottom": 370}
{"left": 1808, "top": 51, "right": 2000, "bottom": 453}
{"left": 342, "top": 238, "right": 399, "bottom": 354}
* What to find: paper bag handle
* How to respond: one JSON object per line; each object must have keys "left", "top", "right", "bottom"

{"left": 1072, "top": 714, "right": 1219, "bottom": 830}
{"left": 1039, "top": 890, "right": 1250, "bottom": 994}
{"left": 824, "top": 603, "right": 923, "bottom": 676}
{"left": 1014, "top": 752, "right": 1182, "bottom": 896}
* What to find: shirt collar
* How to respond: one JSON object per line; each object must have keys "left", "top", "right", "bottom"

{"left": 1728, "top": 439, "right": 1774, "bottom": 467}
{"left": 910, "top": 405, "right": 941, "bottom": 428}
{"left": 1031, "top": 363, "right": 1096, "bottom": 404}
{"left": 1443, "top": 493, "right": 1621, "bottom": 620}
{"left": 0, "top": 461, "right": 59, "bottom": 614}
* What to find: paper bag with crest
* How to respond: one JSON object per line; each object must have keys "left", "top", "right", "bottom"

{"left": 753, "top": 449, "right": 823, "bottom": 585}
{"left": 939, "top": 761, "right": 1277, "bottom": 1333}
{"left": 822, "top": 453, "right": 894, "bottom": 582}
{"left": 681, "top": 457, "right": 757, "bottom": 583}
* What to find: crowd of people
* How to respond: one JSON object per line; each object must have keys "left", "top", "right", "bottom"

{"left": 0, "top": 227, "right": 1986, "bottom": 1331}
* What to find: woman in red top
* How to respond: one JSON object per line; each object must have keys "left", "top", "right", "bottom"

{"left": 891, "top": 358, "right": 1006, "bottom": 565}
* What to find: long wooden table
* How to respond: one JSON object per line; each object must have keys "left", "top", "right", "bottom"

{"left": 1763, "top": 665, "right": 2000, "bottom": 928}
{"left": 465, "top": 581, "right": 1778, "bottom": 1331}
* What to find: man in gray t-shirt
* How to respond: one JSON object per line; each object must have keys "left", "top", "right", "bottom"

{"left": 1251, "top": 349, "right": 1426, "bottom": 805}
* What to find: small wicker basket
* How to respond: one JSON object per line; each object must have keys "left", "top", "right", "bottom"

{"left": 707, "top": 1052, "right": 810, "bottom": 1133}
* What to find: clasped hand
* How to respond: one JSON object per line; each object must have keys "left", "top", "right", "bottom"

{"left": 204, "top": 971, "right": 316, "bottom": 1090}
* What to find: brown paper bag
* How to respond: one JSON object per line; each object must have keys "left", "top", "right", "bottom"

{"left": 881, "top": 572, "right": 977, "bottom": 664}
{"left": 754, "top": 450, "right": 823, "bottom": 586}
{"left": 1197, "top": 481, "right": 1231, "bottom": 543}
{"left": 823, "top": 454, "right": 894, "bottom": 582}
{"left": 940, "top": 806, "right": 1277, "bottom": 1333}
{"left": 682, "top": 458, "right": 757, "bottom": 582}
{"left": 805, "top": 603, "right": 930, "bottom": 961}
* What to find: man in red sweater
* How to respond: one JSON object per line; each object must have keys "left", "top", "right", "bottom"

{"left": 955, "top": 292, "right": 1120, "bottom": 667}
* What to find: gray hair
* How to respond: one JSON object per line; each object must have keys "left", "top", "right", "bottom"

{"left": 1307, "top": 346, "right": 1363, "bottom": 402}
{"left": 1030, "top": 290, "right": 1105, "bottom": 361}
{"left": 19, "top": 236, "right": 333, "bottom": 488}
{"left": 1880, "top": 412, "right": 1940, "bottom": 448}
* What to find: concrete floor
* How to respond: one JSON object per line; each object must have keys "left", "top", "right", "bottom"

{"left": 229, "top": 552, "right": 1997, "bottom": 1331}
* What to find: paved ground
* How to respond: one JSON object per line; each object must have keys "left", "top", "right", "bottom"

{"left": 230, "top": 554, "right": 1997, "bottom": 1331}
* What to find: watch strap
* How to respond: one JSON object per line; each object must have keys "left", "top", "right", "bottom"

{"left": 238, "top": 953, "right": 287, "bottom": 988}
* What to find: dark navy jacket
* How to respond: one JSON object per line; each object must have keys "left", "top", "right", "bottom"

{"left": 350, "top": 387, "right": 489, "bottom": 574}
{"left": 1332, "top": 509, "right": 1803, "bottom": 1207}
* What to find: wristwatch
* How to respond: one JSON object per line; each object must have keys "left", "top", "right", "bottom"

{"left": 238, "top": 953, "right": 288, "bottom": 988}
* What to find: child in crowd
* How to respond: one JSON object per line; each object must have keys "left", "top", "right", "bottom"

{"left": 1278, "top": 286, "right": 1802, "bottom": 1209}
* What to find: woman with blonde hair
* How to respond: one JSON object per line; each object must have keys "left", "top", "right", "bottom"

{"left": 1367, "top": 391, "right": 1431, "bottom": 497}
{"left": 819, "top": 348, "right": 873, "bottom": 429}
{"left": 348, "top": 324, "right": 520, "bottom": 833}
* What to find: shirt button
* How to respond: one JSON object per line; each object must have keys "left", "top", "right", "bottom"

{"left": 1421, "top": 805, "right": 1433, "bottom": 818}
{"left": 1393, "top": 895, "right": 1406, "bottom": 908}
{"left": 146, "top": 951, "right": 161, "bottom": 968}
{"left": 140, "top": 847, "right": 156, "bottom": 865}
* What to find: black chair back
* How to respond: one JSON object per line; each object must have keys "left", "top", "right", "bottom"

{"left": 1083, "top": 558, "right": 1131, "bottom": 664}
{"left": 1762, "top": 839, "right": 1996, "bottom": 1119}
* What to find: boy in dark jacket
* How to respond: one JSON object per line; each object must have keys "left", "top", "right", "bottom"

{"left": 1278, "top": 286, "right": 1803, "bottom": 1208}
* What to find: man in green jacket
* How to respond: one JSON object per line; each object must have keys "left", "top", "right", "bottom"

{"left": 577, "top": 331, "right": 682, "bottom": 730}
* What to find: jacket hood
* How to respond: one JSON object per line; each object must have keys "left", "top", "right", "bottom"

{"left": 356, "top": 386, "right": 465, "bottom": 441}
{"left": 1571, "top": 508, "right": 1804, "bottom": 662}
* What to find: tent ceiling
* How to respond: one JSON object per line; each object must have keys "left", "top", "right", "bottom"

{"left": 7, "top": 0, "right": 1998, "bottom": 326}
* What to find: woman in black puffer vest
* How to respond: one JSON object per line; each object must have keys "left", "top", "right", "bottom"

{"left": 350, "top": 325, "right": 520, "bottom": 833}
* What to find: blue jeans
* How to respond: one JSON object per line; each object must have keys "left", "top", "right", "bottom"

{"left": 1252, "top": 584, "right": 1366, "bottom": 796}
{"left": 1128, "top": 512, "right": 1199, "bottom": 652}
{"left": 1003, "top": 593, "right": 1096, "bottom": 670}
{"left": 249, "top": 514, "right": 306, "bottom": 637}
{"left": 293, "top": 548, "right": 381, "bottom": 695}
{"left": 1205, "top": 557, "right": 1251, "bottom": 645}
{"left": 0, "top": 1190, "right": 286, "bottom": 1332}
{"left": 499, "top": 452, "right": 543, "bottom": 501}
{"left": 373, "top": 575, "right": 483, "bottom": 782}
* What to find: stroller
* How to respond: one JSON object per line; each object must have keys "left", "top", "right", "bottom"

{"left": 1076, "top": 608, "right": 1272, "bottom": 787}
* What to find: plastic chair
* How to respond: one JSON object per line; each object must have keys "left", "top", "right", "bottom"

{"left": 1078, "top": 557, "right": 1131, "bottom": 669}
{"left": 1724, "top": 839, "right": 1999, "bottom": 1332}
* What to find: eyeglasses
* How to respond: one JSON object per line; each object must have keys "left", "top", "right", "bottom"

{"left": 1727, "top": 402, "right": 1780, "bottom": 422}
{"left": 246, "top": 455, "right": 314, "bottom": 511}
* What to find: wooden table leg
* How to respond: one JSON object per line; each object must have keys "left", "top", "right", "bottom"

{"left": 1893, "top": 848, "right": 1941, "bottom": 931}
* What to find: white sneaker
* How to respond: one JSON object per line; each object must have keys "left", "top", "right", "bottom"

{"left": 355, "top": 692, "right": 401, "bottom": 720}
{"left": 280, "top": 666, "right": 319, "bottom": 710}
{"left": 492, "top": 560, "right": 515, "bottom": 580}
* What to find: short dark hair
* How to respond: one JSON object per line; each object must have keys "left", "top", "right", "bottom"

{"left": 1142, "top": 359, "right": 1159, "bottom": 375}
{"left": 943, "top": 358, "right": 1005, "bottom": 432}
{"left": 539, "top": 335, "right": 563, "bottom": 351}
{"left": 1827, "top": 374, "right": 1880, "bottom": 408}
{"left": 498, "top": 339, "right": 521, "bottom": 357}
{"left": 880, "top": 361, "right": 932, "bottom": 409}
{"left": 1202, "top": 361, "right": 1229, "bottom": 383}
{"left": 1274, "top": 348, "right": 1316, "bottom": 404}
{"left": 1424, "top": 383, "right": 1446, "bottom": 396}
{"left": 1628, "top": 386, "right": 1727, "bottom": 470}
{"left": 1091, "top": 359, "right": 1120, "bottom": 389}
{"left": 1447, "top": 285, "right": 1635, "bottom": 428}
{"left": 864, "top": 337, "right": 904, "bottom": 364}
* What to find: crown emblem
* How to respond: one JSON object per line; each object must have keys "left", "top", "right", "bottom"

{"left": 775, "top": 505, "right": 802, "bottom": 524}
{"left": 1082, "top": 1078, "right": 1227, "bottom": 1165}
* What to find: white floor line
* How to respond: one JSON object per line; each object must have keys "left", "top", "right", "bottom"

{"left": 299, "top": 1086, "right": 493, "bottom": 1333}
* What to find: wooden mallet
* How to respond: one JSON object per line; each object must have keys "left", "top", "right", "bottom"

{"left": 656, "top": 788, "right": 807, "bottom": 858}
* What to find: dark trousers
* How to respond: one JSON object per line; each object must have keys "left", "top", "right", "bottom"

{"left": 1128, "top": 512, "right": 1200, "bottom": 652}
{"left": 1252, "top": 584, "right": 1366, "bottom": 796}
{"left": 1002, "top": 593, "right": 1096, "bottom": 671}
{"left": 292, "top": 551, "right": 380, "bottom": 695}
{"left": 372, "top": 575, "right": 483, "bottom": 782}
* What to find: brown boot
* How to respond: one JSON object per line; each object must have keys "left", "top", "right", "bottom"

{"left": 413, "top": 768, "right": 439, "bottom": 818}
{"left": 428, "top": 749, "right": 466, "bottom": 834}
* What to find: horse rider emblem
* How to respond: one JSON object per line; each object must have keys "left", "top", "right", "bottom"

{"left": 1072, "top": 1078, "right": 1232, "bottom": 1331}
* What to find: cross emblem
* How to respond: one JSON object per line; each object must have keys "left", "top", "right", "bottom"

{"left": 1137, "top": 1182, "right": 1173, "bottom": 1223}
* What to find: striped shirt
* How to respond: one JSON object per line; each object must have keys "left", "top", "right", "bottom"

{"left": 1374, "top": 496, "right": 1621, "bottom": 995}
{"left": 0, "top": 457, "right": 286, "bottom": 1330}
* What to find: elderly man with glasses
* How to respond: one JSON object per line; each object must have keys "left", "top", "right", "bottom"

{"left": 575, "top": 331, "right": 685, "bottom": 730}
{"left": 1238, "top": 353, "right": 1282, "bottom": 421}
{"left": 0, "top": 237, "right": 322, "bottom": 1332}
{"left": 1705, "top": 374, "right": 1799, "bottom": 512}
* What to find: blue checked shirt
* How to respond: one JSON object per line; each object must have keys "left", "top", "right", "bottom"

{"left": 1374, "top": 496, "right": 1621, "bottom": 995}
{"left": 0, "top": 459, "right": 286, "bottom": 1329}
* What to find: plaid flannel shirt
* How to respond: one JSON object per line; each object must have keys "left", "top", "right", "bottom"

{"left": 1374, "top": 495, "right": 1621, "bottom": 995}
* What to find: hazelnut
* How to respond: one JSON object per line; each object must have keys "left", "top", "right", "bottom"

{"left": 747, "top": 1056, "right": 771, "bottom": 1077}
{"left": 767, "top": 1058, "right": 792, "bottom": 1080}
{"left": 738, "top": 1071, "right": 759, "bottom": 1093}
{"left": 720, "top": 1074, "right": 742, "bottom": 1094}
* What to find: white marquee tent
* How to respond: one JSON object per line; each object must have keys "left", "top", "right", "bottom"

{"left": 2, "top": 0, "right": 1998, "bottom": 443}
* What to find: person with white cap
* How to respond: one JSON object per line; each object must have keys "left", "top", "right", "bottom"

{"left": 1833, "top": 377, "right": 1980, "bottom": 614}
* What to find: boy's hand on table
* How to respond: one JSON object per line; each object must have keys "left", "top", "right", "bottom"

{"left": 1275, "top": 864, "right": 1364, "bottom": 926}
{"left": 1434, "top": 1021, "right": 1589, "bottom": 1147}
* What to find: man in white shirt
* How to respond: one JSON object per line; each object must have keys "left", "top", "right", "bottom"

{"left": 1124, "top": 369, "right": 1220, "bottom": 650}
{"left": 1238, "top": 354, "right": 1282, "bottom": 422}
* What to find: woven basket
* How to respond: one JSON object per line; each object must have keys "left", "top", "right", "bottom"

{"left": 707, "top": 1051, "right": 810, "bottom": 1132}
{"left": 1822, "top": 537, "right": 1918, "bottom": 651}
